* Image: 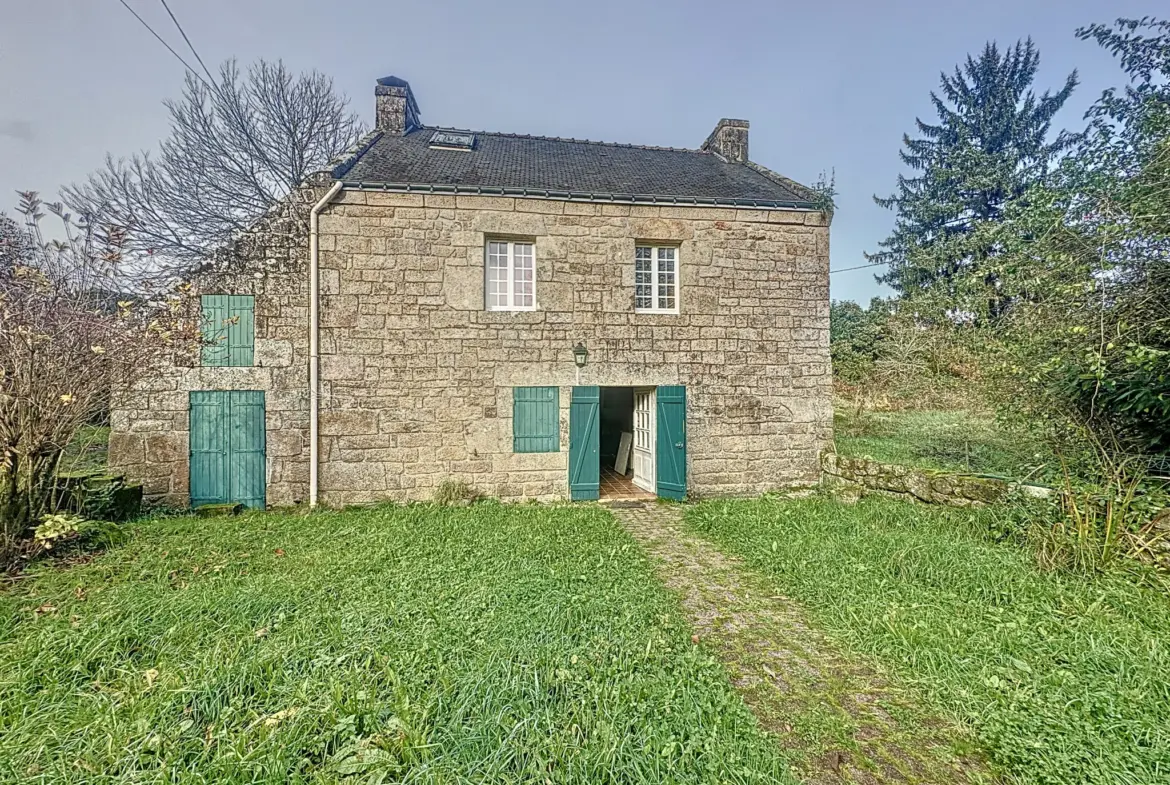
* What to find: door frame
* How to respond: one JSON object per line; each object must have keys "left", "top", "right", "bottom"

{"left": 631, "top": 386, "right": 656, "bottom": 492}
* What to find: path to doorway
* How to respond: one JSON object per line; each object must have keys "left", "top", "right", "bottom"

{"left": 610, "top": 502, "right": 992, "bottom": 785}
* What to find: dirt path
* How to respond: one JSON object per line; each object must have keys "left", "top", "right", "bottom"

{"left": 610, "top": 502, "right": 994, "bottom": 785}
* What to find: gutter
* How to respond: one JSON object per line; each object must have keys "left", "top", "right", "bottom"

{"left": 309, "top": 180, "right": 344, "bottom": 508}
{"left": 340, "top": 180, "right": 817, "bottom": 211}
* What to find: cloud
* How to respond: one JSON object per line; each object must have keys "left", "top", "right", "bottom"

{"left": 0, "top": 120, "right": 35, "bottom": 142}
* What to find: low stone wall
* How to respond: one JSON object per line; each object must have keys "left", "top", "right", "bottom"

{"left": 821, "top": 452, "right": 1010, "bottom": 506}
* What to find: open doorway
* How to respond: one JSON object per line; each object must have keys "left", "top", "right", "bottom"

{"left": 598, "top": 386, "right": 655, "bottom": 500}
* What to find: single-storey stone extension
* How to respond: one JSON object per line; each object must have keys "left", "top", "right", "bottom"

{"left": 109, "top": 76, "right": 832, "bottom": 508}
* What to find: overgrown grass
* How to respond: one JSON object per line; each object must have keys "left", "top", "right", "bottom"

{"left": 60, "top": 424, "right": 109, "bottom": 474}
{"left": 687, "top": 495, "right": 1170, "bottom": 785}
{"left": 0, "top": 503, "right": 793, "bottom": 784}
{"left": 834, "top": 407, "right": 1048, "bottom": 479}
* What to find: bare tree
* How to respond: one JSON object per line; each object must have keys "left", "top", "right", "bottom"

{"left": 63, "top": 59, "right": 364, "bottom": 268}
{"left": 0, "top": 193, "right": 193, "bottom": 563}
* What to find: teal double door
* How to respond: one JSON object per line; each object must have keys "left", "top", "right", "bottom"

{"left": 189, "top": 390, "right": 267, "bottom": 508}
{"left": 569, "top": 385, "right": 687, "bottom": 501}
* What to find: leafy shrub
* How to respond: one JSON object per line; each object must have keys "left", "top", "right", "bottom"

{"left": 33, "top": 513, "right": 84, "bottom": 551}
{"left": 27, "top": 513, "right": 128, "bottom": 562}
{"left": 980, "top": 470, "right": 1170, "bottom": 576}
{"left": 1037, "top": 471, "right": 1168, "bottom": 573}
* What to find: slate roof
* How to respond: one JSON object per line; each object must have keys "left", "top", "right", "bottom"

{"left": 335, "top": 127, "right": 817, "bottom": 208}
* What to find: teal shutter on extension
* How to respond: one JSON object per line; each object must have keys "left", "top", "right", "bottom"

{"left": 201, "top": 294, "right": 255, "bottom": 367}
{"left": 513, "top": 386, "right": 560, "bottom": 453}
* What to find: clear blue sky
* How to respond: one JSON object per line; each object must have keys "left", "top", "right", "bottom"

{"left": 0, "top": 0, "right": 1151, "bottom": 303}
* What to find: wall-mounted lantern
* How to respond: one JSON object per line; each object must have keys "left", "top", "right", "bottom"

{"left": 573, "top": 342, "right": 589, "bottom": 368}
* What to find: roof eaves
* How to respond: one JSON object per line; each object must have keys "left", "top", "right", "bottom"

{"left": 339, "top": 180, "right": 817, "bottom": 210}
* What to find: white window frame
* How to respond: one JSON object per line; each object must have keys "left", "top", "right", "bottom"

{"left": 485, "top": 239, "right": 537, "bottom": 311}
{"left": 634, "top": 244, "right": 680, "bottom": 314}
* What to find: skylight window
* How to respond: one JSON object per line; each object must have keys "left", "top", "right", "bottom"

{"left": 429, "top": 131, "right": 475, "bottom": 151}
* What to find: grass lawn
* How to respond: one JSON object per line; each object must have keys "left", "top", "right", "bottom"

{"left": 0, "top": 503, "right": 793, "bottom": 784}
{"left": 834, "top": 407, "right": 1048, "bottom": 479}
{"left": 688, "top": 495, "right": 1170, "bottom": 785}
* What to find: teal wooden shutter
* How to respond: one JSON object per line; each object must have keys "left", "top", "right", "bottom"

{"left": 568, "top": 386, "right": 600, "bottom": 500}
{"left": 201, "top": 295, "right": 229, "bottom": 367}
{"left": 189, "top": 390, "right": 266, "bottom": 509}
{"left": 190, "top": 391, "right": 228, "bottom": 505}
{"left": 513, "top": 386, "right": 560, "bottom": 452}
{"left": 201, "top": 294, "right": 254, "bottom": 367}
{"left": 656, "top": 385, "right": 687, "bottom": 500}
{"left": 227, "top": 295, "right": 254, "bottom": 367}
{"left": 228, "top": 391, "right": 266, "bottom": 508}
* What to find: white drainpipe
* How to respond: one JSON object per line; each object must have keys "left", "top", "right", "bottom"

{"left": 309, "top": 180, "right": 344, "bottom": 507}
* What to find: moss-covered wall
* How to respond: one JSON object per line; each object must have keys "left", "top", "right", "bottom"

{"left": 821, "top": 452, "right": 1009, "bottom": 506}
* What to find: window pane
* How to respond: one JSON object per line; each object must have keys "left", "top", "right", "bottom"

{"left": 657, "top": 270, "right": 676, "bottom": 309}
{"left": 657, "top": 247, "right": 677, "bottom": 310}
{"left": 635, "top": 248, "right": 653, "bottom": 310}
{"left": 512, "top": 243, "right": 534, "bottom": 307}
{"left": 487, "top": 265, "right": 508, "bottom": 308}
{"left": 487, "top": 242, "right": 509, "bottom": 309}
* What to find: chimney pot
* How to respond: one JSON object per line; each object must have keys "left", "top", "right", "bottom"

{"left": 701, "top": 118, "right": 749, "bottom": 163}
{"left": 375, "top": 76, "right": 420, "bottom": 136}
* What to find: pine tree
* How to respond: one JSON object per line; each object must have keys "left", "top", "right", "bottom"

{"left": 869, "top": 39, "right": 1079, "bottom": 299}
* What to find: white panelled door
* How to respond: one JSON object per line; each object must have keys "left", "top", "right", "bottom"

{"left": 632, "top": 388, "right": 655, "bottom": 492}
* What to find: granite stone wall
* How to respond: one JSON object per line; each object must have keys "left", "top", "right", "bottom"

{"left": 821, "top": 452, "right": 1011, "bottom": 506}
{"left": 110, "top": 191, "right": 833, "bottom": 507}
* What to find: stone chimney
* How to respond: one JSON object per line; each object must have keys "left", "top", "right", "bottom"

{"left": 701, "top": 118, "right": 749, "bottom": 163}
{"left": 375, "top": 76, "right": 420, "bottom": 136}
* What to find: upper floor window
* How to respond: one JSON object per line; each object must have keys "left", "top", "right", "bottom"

{"left": 485, "top": 240, "right": 536, "bottom": 311}
{"left": 201, "top": 294, "right": 254, "bottom": 367}
{"left": 635, "top": 245, "right": 678, "bottom": 313}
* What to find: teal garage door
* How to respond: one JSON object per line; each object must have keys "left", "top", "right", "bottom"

{"left": 189, "top": 390, "right": 266, "bottom": 508}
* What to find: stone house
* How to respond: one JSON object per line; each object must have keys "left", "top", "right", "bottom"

{"left": 109, "top": 76, "right": 832, "bottom": 508}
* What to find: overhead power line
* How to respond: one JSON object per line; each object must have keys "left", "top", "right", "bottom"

{"left": 158, "top": 0, "right": 218, "bottom": 88}
{"left": 114, "top": 0, "right": 213, "bottom": 90}
{"left": 830, "top": 261, "right": 889, "bottom": 274}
